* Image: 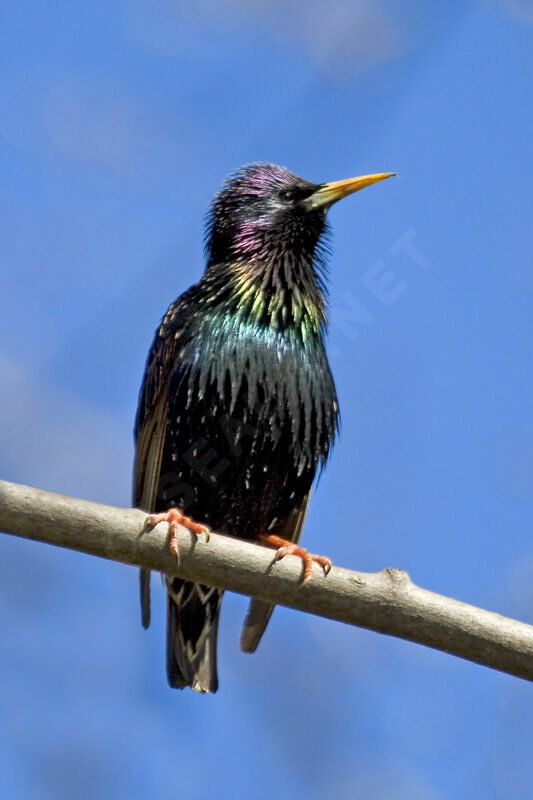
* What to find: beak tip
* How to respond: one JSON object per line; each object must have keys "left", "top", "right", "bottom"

{"left": 308, "top": 170, "right": 397, "bottom": 209}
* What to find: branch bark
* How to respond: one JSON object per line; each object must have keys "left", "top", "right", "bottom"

{"left": 0, "top": 478, "right": 532, "bottom": 681}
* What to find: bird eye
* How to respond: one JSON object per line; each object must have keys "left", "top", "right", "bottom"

{"left": 279, "top": 188, "right": 296, "bottom": 203}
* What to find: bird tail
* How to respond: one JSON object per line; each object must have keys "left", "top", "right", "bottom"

{"left": 240, "top": 493, "right": 311, "bottom": 653}
{"left": 165, "top": 577, "right": 223, "bottom": 693}
{"left": 240, "top": 599, "right": 275, "bottom": 653}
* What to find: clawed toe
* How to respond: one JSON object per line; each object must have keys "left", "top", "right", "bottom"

{"left": 258, "top": 533, "right": 332, "bottom": 585}
{"left": 145, "top": 508, "right": 211, "bottom": 563}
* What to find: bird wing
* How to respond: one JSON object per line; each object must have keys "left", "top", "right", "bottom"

{"left": 134, "top": 390, "right": 169, "bottom": 511}
{"left": 134, "top": 391, "right": 169, "bottom": 629}
{"left": 240, "top": 491, "right": 311, "bottom": 653}
{"left": 134, "top": 298, "right": 224, "bottom": 692}
{"left": 133, "top": 306, "right": 181, "bottom": 629}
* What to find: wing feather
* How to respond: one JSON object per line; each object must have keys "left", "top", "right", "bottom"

{"left": 133, "top": 304, "right": 182, "bottom": 629}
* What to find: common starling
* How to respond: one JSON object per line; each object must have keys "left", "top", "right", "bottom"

{"left": 133, "top": 163, "right": 394, "bottom": 692}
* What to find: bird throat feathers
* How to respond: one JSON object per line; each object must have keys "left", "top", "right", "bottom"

{"left": 201, "top": 245, "right": 330, "bottom": 340}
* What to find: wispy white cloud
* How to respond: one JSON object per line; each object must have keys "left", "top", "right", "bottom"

{"left": 126, "top": 0, "right": 410, "bottom": 79}
{"left": 487, "top": 0, "right": 533, "bottom": 23}
{"left": 0, "top": 70, "right": 184, "bottom": 179}
{"left": 43, "top": 77, "right": 183, "bottom": 178}
{"left": 0, "top": 350, "right": 131, "bottom": 505}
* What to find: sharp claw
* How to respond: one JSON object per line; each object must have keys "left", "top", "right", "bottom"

{"left": 144, "top": 509, "right": 211, "bottom": 557}
{"left": 169, "top": 531, "right": 181, "bottom": 565}
{"left": 259, "top": 534, "right": 331, "bottom": 586}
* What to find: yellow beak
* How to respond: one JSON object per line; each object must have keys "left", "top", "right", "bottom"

{"left": 306, "top": 172, "right": 395, "bottom": 209}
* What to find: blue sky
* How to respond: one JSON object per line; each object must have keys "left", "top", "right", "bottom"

{"left": 1, "top": 2, "right": 532, "bottom": 798}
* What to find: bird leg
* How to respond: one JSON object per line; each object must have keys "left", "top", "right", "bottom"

{"left": 147, "top": 508, "right": 210, "bottom": 564}
{"left": 257, "top": 534, "right": 332, "bottom": 586}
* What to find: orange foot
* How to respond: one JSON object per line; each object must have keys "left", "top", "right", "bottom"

{"left": 147, "top": 508, "right": 210, "bottom": 563}
{"left": 258, "top": 533, "right": 332, "bottom": 586}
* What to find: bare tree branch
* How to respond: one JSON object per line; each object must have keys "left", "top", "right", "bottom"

{"left": 0, "top": 478, "right": 532, "bottom": 681}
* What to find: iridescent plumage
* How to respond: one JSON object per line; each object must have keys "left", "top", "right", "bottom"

{"left": 133, "top": 162, "right": 393, "bottom": 692}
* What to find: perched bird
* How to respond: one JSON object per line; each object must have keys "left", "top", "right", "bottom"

{"left": 133, "top": 163, "right": 394, "bottom": 692}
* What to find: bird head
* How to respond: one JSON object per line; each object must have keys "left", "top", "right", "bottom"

{"left": 205, "top": 163, "right": 394, "bottom": 265}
